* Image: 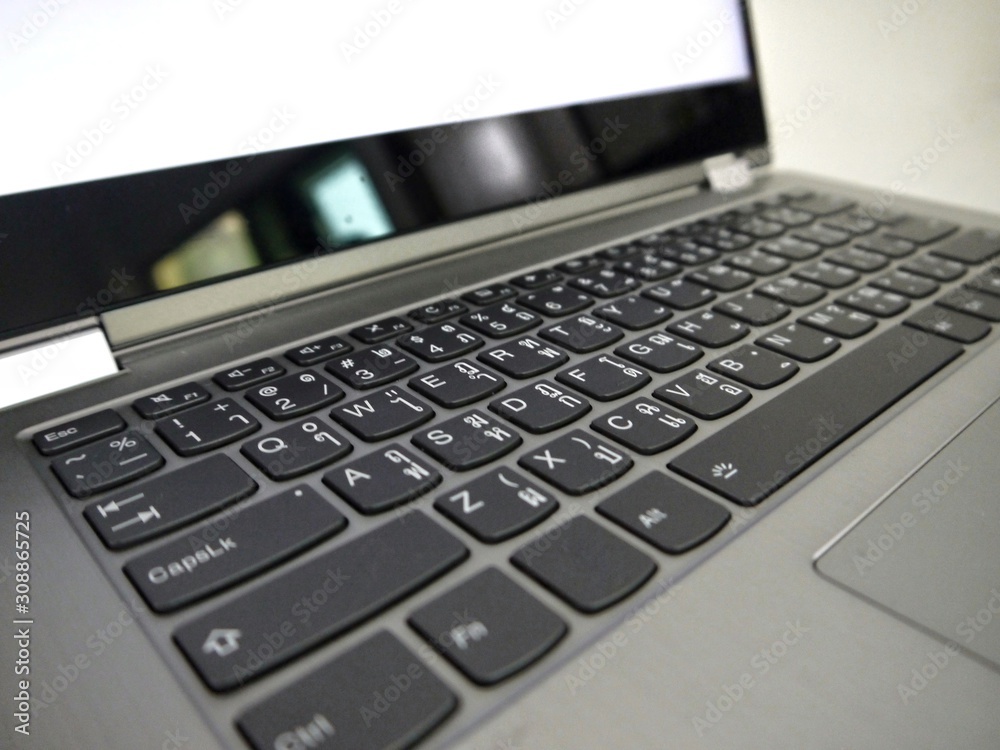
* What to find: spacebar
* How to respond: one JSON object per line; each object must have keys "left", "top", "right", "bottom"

{"left": 669, "top": 326, "right": 963, "bottom": 506}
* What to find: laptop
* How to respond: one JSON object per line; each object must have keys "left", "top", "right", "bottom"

{"left": 2, "top": 2, "right": 999, "bottom": 748}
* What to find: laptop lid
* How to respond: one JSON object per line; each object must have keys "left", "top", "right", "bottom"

{"left": 0, "top": 0, "right": 766, "bottom": 402}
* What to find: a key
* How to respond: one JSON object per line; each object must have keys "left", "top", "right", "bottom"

{"left": 323, "top": 444, "right": 441, "bottom": 513}
{"left": 327, "top": 345, "right": 419, "bottom": 389}
{"left": 409, "top": 360, "right": 505, "bottom": 407}
{"left": 511, "top": 516, "right": 654, "bottom": 612}
{"left": 518, "top": 429, "right": 633, "bottom": 494}
{"left": 591, "top": 398, "right": 697, "bottom": 454}
{"left": 240, "top": 418, "right": 352, "bottom": 480}
{"left": 653, "top": 369, "right": 751, "bottom": 419}
{"left": 597, "top": 471, "right": 731, "bottom": 554}
{"left": 409, "top": 568, "right": 567, "bottom": 685}
{"left": 52, "top": 431, "right": 164, "bottom": 498}
{"left": 614, "top": 332, "right": 703, "bottom": 373}
{"left": 156, "top": 399, "right": 260, "bottom": 457}
{"left": 434, "top": 468, "right": 558, "bottom": 543}
{"left": 477, "top": 336, "right": 568, "bottom": 378}
{"left": 412, "top": 410, "right": 522, "bottom": 471}
{"left": 330, "top": 387, "right": 434, "bottom": 441}
{"left": 489, "top": 380, "right": 591, "bottom": 433}
{"left": 244, "top": 370, "right": 343, "bottom": 420}
{"left": 555, "top": 354, "right": 651, "bottom": 401}
{"left": 707, "top": 345, "right": 799, "bottom": 389}
{"left": 396, "top": 323, "right": 483, "bottom": 363}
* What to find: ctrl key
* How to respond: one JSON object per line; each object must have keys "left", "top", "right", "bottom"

{"left": 237, "top": 631, "right": 457, "bottom": 750}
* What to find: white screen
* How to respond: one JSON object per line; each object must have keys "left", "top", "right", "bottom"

{"left": 0, "top": 0, "right": 750, "bottom": 197}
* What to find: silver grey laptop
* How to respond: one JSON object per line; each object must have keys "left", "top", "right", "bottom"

{"left": 2, "top": 2, "right": 999, "bottom": 749}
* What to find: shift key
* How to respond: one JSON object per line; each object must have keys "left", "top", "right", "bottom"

{"left": 174, "top": 512, "right": 467, "bottom": 691}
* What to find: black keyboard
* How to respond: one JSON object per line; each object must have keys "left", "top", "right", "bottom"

{"left": 28, "top": 190, "right": 1000, "bottom": 749}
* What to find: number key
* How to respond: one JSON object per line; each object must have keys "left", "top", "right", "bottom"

{"left": 245, "top": 370, "right": 344, "bottom": 420}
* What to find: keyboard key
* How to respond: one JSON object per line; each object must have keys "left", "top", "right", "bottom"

{"left": 937, "top": 289, "right": 1000, "bottom": 322}
{"left": 284, "top": 335, "right": 352, "bottom": 366}
{"left": 518, "top": 429, "right": 632, "bottom": 494}
{"left": 156, "top": 399, "right": 260, "bottom": 456}
{"left": 33, "top": 409, "right": 125, "bottom": 455}
{"left": 929, "top": 229, "right": 1000, "bottom": 264}
{"left": 686, "top": 264, "right": 754, "bottom": 292}
{"left": 725, "top": 215, "right": 784, "bottom": 239}
{"left": 667, "top": 310, "right": 749, "bottom": 348}
{"left": 477, "top": 336, "right": 568, "bottom": 378}
{"left": 791, "top": 225, "right": 850, "bottom": 248}
{"left": 331, "top": 387, "right": 434, "bottom": 442}
{"left": 756, "top": 323, "right": 841, "bottom": 363}
{"left": 539, "top": 314, "right": 624, "bottom": 353}
{"left": 708, "top": 345, "right": 799, "bottom": 389}
{"left": 669, "top": 325, "right": 963, "bottom": 506}
{"left": 237, "top": 631, "right": 457, "bottom": 750}
{"left": 788, "top": 193, "right": 854, "bottom": 216}
{"left": 132, "top": 384, "right": 210, "bottom": 420}
{"left": 825, "top": 246, "right": 889, "bottom": 272}
{"left": 460, "top": 301, "right": 540, "bottom": 338}
{"left": 615, "top": 253, "right": 680, "bottom": 282}
{"left": 409, "top": 360, "right": 505, "bottom": 408}
{"left": 643, "top": 278, "right": 716, "bottom": 310}
{"left": 241, "top": 418, "right": 352, "bottom": 480}
{"left": 412, "top": 410, "right": 522, "bottom": 471}
{"left": 901, "top": 254, "right": 966, "bottom": 282}
{"left": 555, "top": 354, "right": 651, "bottom": 401}
{"left": 591, "top": 398, "right": 697, "bottom": 454}
{"left": 125, "top": 485, "right": 346, "bottom": 613}
{"left": 510, "top": 268, "right": 563, "bottom": 289}
{"left": 884, "top": 215, "right": 959, "bottom": 245}
{"left": 555, "top": 255, "right": 602, "bottom": 274}
{"left": 653, "top": 369, "right": 751, "bottom": 419}
{"left": 213, "top": 358, "right": 285, "bottom": 391}
{"left": 327, "top": 345, "right": 419, "bottom": 389}
{"left": 434, "top": 468, "right": 557, "bottom": 543}
{"left": 593, "top": 294, "right": 672, "bottom": 330}
{"left": 800, "top": 304, "right": 878, "bottom": 338}
{"left": 759, "top": 206, "right": 813, "bottom": 227}
{"left": 756, "top": 277, "right": 826, "bottom": 306}
{"left": 349, "top": 316, "right": 412, "bottom": 344}
{"left": 517, "top": 285, "right": 592, "bottom": 316}
{"left": 793, "top": 261, "right": 859, "bottom": 289}
{"left": 759, "top": 236, "right": 822, "bottom": 261}
{"left": 409, "top": 568, "right": 567, "bottom": 685}
{"left": 837, "top": 287, "right": 910, "bottom": 317}
{"left": 323, "top": 444, "right": 441, "bottom": 513}
{"left": 615, "top": 332, "right": 703, "bottom": 372}
{"left": 726, "top": 248, "right": 789, "bottom": 276}
{"left": 52, "top": 431, "right": 164, "bottom": 498}
{"left": 408, "top": 298, "right": 468, "bottom": 324}
{"left": 595, "top": 244, "right": 640, "bottom": 261}
{"left": 712, "top": 293, "right": 790, "bottom": 326}
{"left": 597, "top": 472, "right": 730, "bottom": 554}
{"left": 967, "top": 266, "right": 1000, "bottom": 297}
{"left": 569, "top": 268, "right": 641, "bottom": 297}
{"left": 397, "top": 323, "right": 482, "bottom": 363}
{"left": 821, "top": 214, "right": 878, "bottom": 236}
{"left": 489, "top": 380, "right": 591, "bottom": 433}
{"left": 511, "top": 516, "right": 655, "bottom": 613}
{"left": 904, "top": 306, "right": 991, "bottom": 343}
{"left": 855, "top": 233, "right": 917, "bottom": 259}
{"left": 244, "top": 370, "right": 343, "bottom": 420}
{"left": 174, "top": 512, "right": 466, "bottom": 691}
{"left": 84, "top": 455, "right": 257, "bottom": 549}
{"left": 656, "top": 241, "right": 720, "bottom": 266}
{"left": 870, "top": 270, "right": 939, "bottom": 299}
{"left": 461, "top": 283, "right": 517, "bottom": 305}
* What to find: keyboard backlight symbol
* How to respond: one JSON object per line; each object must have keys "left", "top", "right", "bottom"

{"left": 712, "top": 462, "right": 738, "bottom": 479}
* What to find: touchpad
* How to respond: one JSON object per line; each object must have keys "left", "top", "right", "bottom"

{"left": 816, "top": 398, "right": 1000, "bottom": 671}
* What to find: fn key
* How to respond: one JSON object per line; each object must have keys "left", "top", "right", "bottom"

{"left": 238, "top": 631, "right": 456, "bottom": 750}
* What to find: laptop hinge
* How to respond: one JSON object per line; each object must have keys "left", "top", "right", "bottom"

{"left": 0, "top": 325, "right": 119, "bottom": 410}
{"left": 702, "top": 152, "right": 756, "bottom": 193}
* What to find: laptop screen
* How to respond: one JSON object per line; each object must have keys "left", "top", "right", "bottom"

{"left": 0, "top": 0, "right": 765, "bottom": 341}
